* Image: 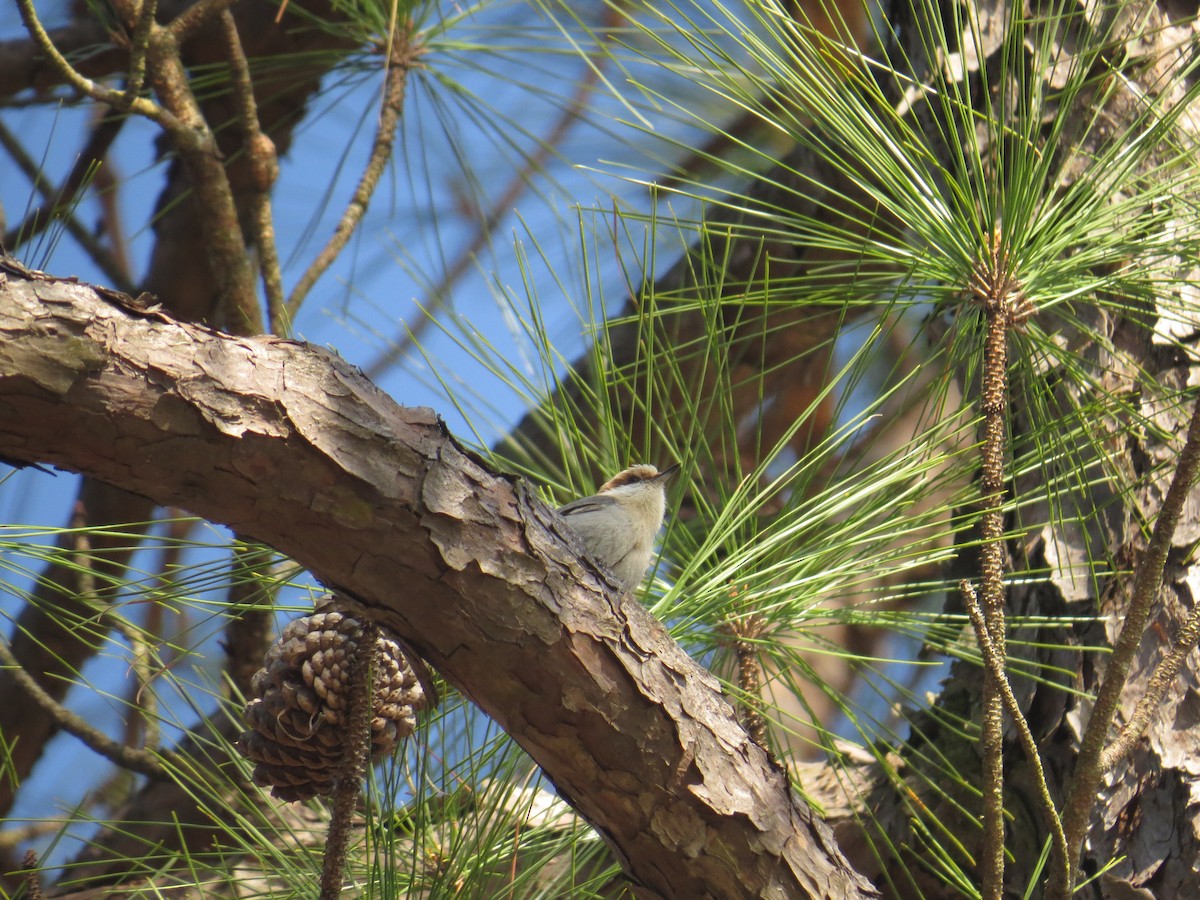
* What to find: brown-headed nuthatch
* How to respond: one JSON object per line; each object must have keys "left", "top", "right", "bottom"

{"left": 557, "top": 463, "right": 679, "bottom": 592}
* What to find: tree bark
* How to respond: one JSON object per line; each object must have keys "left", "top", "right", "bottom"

{"left": 0, "top": 258, "right": 878, "bottom": 900}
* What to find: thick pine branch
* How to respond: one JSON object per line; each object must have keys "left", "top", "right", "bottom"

{"left": 0, "top": 261, "right": 877, "bottom": 900}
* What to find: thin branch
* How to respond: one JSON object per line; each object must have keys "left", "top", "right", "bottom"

{"left": 140, "top": 24, "right": 263, "bottom": 335}
{"left": 1052, "top": 388, "right": 1200, "bottom": 897}
{"left": 960, "top": 580, "right": 1069, "bottom": 890}
{"left": 91, "top": 140, "right": 133, "bottom": 279}
{"left": 128, "top": 635, "right": 161, "bottom": 748}
{"left": 15, "top": 0, "right": 174, "bottom": 128}
{"left": 0, "top": 632, "right": 167, "bottom": 779}
{"left": 287, "top": 29, "right": 420, "bottom": 316}
{"left": 219, "top": 10, "right": 286, "bottom": 335}
{"left": 167, "top": 0, "right": 240, "bottom": 42}
{"left": 118, "top": 520, "right": 197, "bottom": 752}
{"left": 118, "top": 0, "right": 159, "bottom": 98}
{"left": 109, "top": 608, "right": 163, "bottom": 753}
{"left": 1101, "top": 601, "right": 1200, "bottom": 771}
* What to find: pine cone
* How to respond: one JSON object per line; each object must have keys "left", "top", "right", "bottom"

{"left": 238, "top": 604, "right": 426, "bottom": 802}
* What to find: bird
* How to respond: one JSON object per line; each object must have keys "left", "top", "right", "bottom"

{"left": 556, "top": 463, "right": 679, "bottom": 591}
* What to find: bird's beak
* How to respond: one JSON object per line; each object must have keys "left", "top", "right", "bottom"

{"left": 656, "top": 463, "right": 681, "bottom": 481}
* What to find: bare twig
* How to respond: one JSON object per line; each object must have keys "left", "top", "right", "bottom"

{"left": 219, "top": 10, "right": 286, "bottom": 334}
{"left": 1101, "top": 602, "right": 1200, "bottom": 771}
{"left": 118, "top": 519, "right": 198, "bottom": 752}
{"left": 0, "top": 632, "right": 167, "bottom": 779}
{"left": 288, "top": 27, "right": 420, "bottom": 316}
{"left": 91, "top": 138, "right": 133, "bottom": 280}
{"left": 123, "top": 0, "right": 159, "bottom": 98}
{"left": 111, "top": 609, "right": 162, "bottom": 753}
{"left": 167, "top": 0, "right": 240, "bottom": 42}
{"left": 1051, "top": 389, "right": 1200, "bottom": 898}
{"left": 960, "top": 580, "right": 1069, "bottom": 889}
{"left": 15, "top": 0, "right": 174, "bottom": 127}
{"left": 141, "top": 25, "right": 263, "bottom": 335}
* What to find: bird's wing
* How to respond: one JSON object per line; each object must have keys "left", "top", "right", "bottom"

{"left": 557, "top": 495, "right": 616, "bottom": 516}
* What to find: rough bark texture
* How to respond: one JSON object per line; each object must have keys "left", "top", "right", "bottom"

{"left": 0, "top": 259, "right": 878, "bottom": 900}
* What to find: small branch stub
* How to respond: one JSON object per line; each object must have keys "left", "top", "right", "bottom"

{"left": 720, "top": 594, "right": 771, "bottom": 754}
